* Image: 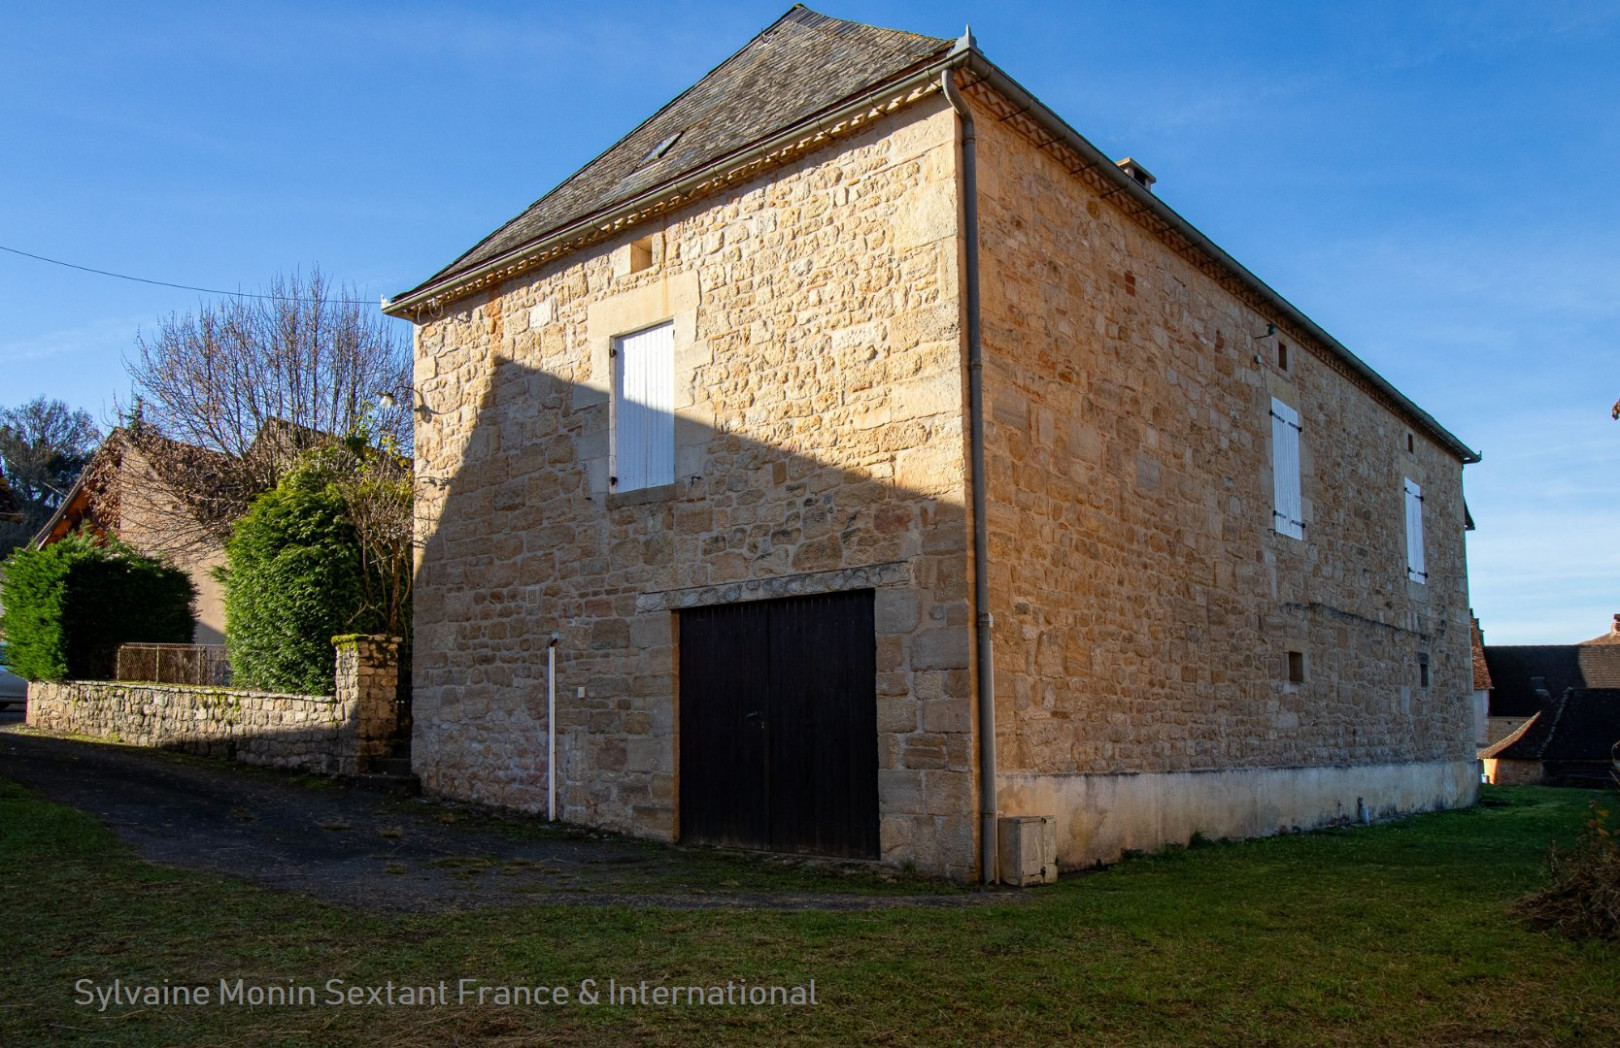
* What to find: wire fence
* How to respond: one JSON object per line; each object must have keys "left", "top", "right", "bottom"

{"left": 116, "top": 643, "right": 232, "bottom": 687}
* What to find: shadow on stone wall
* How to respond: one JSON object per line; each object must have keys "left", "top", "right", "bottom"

{"left": 409, "top": 356, "right": 976, "bottom": 869}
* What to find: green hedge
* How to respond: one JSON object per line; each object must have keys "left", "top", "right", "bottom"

{"left": 221, "top": 463, "right": 384, "bottom": 694}
{"left": 0, "top": 531, "right": 196, "bottom": 681}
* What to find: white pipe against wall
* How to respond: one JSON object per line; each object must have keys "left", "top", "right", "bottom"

{"left": 548, "top": 633, "right": 559, "bottom": 821}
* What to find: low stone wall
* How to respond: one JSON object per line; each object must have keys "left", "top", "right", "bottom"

{"left": 334, "top": 633, "right": 401, "bottom": 775}
{"left": 25, "top": 635, "right": 401, "bottom": 777}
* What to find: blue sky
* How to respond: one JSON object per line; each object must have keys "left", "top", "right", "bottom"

{"left": 3, "top": 1, "right": 1616, "bottom": 643}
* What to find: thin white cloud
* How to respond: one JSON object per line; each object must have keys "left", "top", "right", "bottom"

{"left": 0, "top": 315, "right": 141, "bottom": 365}
{"left": 1464, "top": 402, "right": 1620, "bottom": 643}
{"left": 1378, "top": 0, "right": 1620, "bottom": 69}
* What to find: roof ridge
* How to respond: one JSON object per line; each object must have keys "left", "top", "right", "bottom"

{"left": 423, "top": 7, "right": 820, "bottom": 283}
{"left": 396, "top": 5, "right": 952, "bottom": 303}
{"left": 785, "top": 4, "right": 948, "bottom": 47}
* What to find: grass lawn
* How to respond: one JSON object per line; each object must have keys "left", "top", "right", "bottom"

{"left": 2, "top": 781, "right": 1616, "bottom": 1047}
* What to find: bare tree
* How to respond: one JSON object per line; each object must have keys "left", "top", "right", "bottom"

{"left": 124, "top": 268, "right": 412, "bottom": 545}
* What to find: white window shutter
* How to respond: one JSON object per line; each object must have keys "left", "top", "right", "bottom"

{"left": 1404, "top": 478, "right": 1426, "bottom": 583}
{"left": 614, "top": 322, "right": 675, "bottom": 491}
{"left": 1270, "top": 398, "right": 1303, "bottom": 539}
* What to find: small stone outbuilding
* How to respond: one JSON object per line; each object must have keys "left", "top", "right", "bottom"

{"left": 33, "top": 427, "right": 231, "bottom": 646}
{"left": 1481, "top": 688, "right": 1620, "bottom": 787}
{"left": 385, "top": 6, "right": 1481, "bottom": 880}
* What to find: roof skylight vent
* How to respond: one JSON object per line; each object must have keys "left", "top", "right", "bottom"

{"left": 641, "top": 131, "right": 683, "bottom": 165}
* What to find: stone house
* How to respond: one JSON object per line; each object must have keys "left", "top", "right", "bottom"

{"left": 30, "top": 418, "right": 329, "bottom": 650}
{"left": 385, "top": 6, "right": 1481, "bottom": 881}
{"left": 34, "top": 427, "right": 231, "bottom": 646}
{"left": 1470, "top": 614, "right": 1492, "bottom": 746}
{"left": 1480, "top": 628, "right": 1620, "bottom": 747}
{"left": 1481, "top": 688, "right": 1620, "bottom": 787}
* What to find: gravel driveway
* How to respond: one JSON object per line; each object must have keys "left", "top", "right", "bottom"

{"left": 0, "top": 724, "right": 1016, "bottom": 912}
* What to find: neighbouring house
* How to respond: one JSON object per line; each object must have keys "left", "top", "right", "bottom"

{"left": 1471, "top": 614, "right": 1492, "bottom": 747}
{"left": 1481, "top": 688, "right": 1620, "bottom": 786}
{"left": 1480, "top": 625, "right": 1620, "bottom": 747}
{"left": 384, "top": 6, "right": 1481, "bottom": 881}
{"left": 34, "top": 428, "right": 233, "bottom": 646}
{"left": 32, "top": 418, "right": 334, "bottom": 651}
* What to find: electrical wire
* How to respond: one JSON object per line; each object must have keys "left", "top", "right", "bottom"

{"left": 0, "top": 243, "right": 382, "bottom": 306}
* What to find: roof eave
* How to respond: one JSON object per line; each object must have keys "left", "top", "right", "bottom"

{"left": 1480, "top": 711, "right": 1541, "bottom": 760}
{"left": 29, "top": 473, "right": 88, "bottom": 549}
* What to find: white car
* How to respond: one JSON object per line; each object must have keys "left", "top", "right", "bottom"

{"left": 0, "top": 645, "right": 26, "bottom": 710}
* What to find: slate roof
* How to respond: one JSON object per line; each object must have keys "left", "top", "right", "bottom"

{"left": 401, "top": 5, "right": 951, "bottom": 298}
{"left": 31, "top": 427, "right": 233, "bottom": 548}
{"left": 1482, "top": 688, "right": 1620, "bottom": 763}
{"left": 1582, "top": 615, "right": 1620, "bottom": 645}
{"left": 1483, "top": 644, "right": 1620, "bottom": 717}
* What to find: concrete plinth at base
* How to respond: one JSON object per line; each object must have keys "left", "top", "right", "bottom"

{"left": 998, "top": 759, "right": 1480, "bottom": 869}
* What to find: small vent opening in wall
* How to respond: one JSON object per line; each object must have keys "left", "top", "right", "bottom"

{"left": 629, "top": 235, "right": 655, "bottom": 274}
{"left": 1287, "top": 650, "right": 1305, "bottom": 683}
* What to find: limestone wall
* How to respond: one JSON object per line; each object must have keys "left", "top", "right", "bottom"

{"left": 967, "top": 84, "right": 1478, "bottom": 850}
{"left": 407, "top": 74, "right": 1481, "bottom": 879}
{"left": 111, "top": 443, "right": 228, "bottom": 646}
{"left": 410, "top": 95, "right": 979, "bottom": 876}
{"left": 26, "top": 635, "right": 401, "bottom": 776}
{"left": 1486, "top": 715, "right": 1533, "bottom": 747}
{"left": 333, "top": 634, "right": 402, "bottom": 775}
{"left": 1482, "top": 758, "right": 1542, "bottom": 786}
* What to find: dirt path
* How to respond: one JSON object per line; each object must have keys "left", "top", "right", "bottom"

{"left": 0, "top": 725, "right": 1021, "bottom": 912}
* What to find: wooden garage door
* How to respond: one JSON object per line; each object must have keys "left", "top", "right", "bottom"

{"left": 678, "top": 589, "right": 879, "bottom": 859}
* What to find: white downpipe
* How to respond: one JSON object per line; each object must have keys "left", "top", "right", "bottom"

{"left": 547, "top": 633, "right": 559, "bottom": 821}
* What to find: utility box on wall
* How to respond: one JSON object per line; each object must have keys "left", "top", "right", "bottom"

{"left": 998, "top": 815, "right": 1059, "bottom": 886}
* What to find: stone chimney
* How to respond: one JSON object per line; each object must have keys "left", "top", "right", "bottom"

{"left": 1115, "top": 157, "right": 1156, "bottom": 193}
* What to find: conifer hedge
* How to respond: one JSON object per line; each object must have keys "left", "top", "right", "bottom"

{"left": 0, "top": 531, "right": 196, "bottom": 681}
{"left": 221, "top": 458, "right": 386, "bottom": 694}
